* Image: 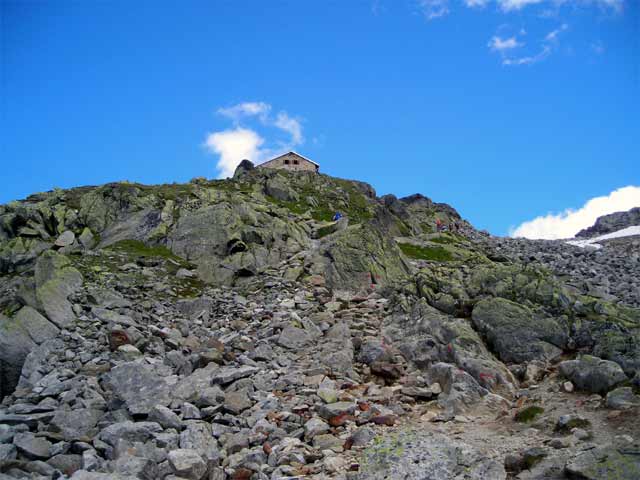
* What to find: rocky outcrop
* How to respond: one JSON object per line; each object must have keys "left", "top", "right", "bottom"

{"left": 1, "top": 170, "right": 639, "bottom": 480}
{"left": 357, "top": 428, "right": 506, "bottom": 479}
{"left": 34, "top": 251, "right": 83, "bottom": 328}
{"left": 318, "top": 223, "right": 411, "bottom": 290}
{"left": 471, "top": 297, "right": 567, "bottom": 364}
{"left": 0, "top": 307, "right": 59, "bottom": 398}
{"left": 576, "top": 206, "right": 640, "bottom": 238}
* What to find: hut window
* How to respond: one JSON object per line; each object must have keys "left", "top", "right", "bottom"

{"left": 284, "top": 159, "right": 290, "bottom": 165}
{"left": 293, "top": 159, "right": 299, "bottom": 165}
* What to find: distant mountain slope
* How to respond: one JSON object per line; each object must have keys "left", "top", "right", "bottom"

{"left": 576, "top": 206, "right": 640, "bottom": 238}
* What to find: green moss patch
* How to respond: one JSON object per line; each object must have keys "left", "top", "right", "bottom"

{"left": 398, "top": 243, "right": 454, "bottom": 262}
{"left": 106, "top": 240, "right": 188, "bottom": 265}
{"left": 316, "top": 224, "right": 337, "bottom": 239}
{"left": 555, "top": 417, "right": 591, "bottom": 432}
{"left": 430, "top": 233, "right": 464, "bottom": 245}
{"left": 514, "top": 406, "right": 544, "bottom": 423}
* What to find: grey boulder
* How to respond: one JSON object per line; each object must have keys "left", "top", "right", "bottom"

{"left": 101, "top": 361, "right": 174, "bottom": 415}
{"left": 167, "top": 449, "right": 207, "bottom": 480}
{"left": 35, "top": 250, "right": 83, "bottom": 329}
{"left": 13, "top": 432, "right": 52, "bottom": 460}
{"left": 605, "top": 387, "right": 640, "bottom": 410}
{"left": 559, "top": 355, "right": 628, "bottom": 394}
{"left": 471, "top": 297, "right": 566, "bottom": 364}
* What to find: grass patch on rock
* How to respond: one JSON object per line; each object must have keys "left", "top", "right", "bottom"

{"left": 316, "top": 223, "right": 337, "bottom": 239}
{"left": 398, "top": 243, "right": 454, "bottom": 262}
{"left": 514, "top": 406, "right": 544, "bottom": 423}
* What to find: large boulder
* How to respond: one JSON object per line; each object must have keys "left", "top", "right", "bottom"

{"left": 101, "top": 361, "right": 176, "bottom": 415}
{"left": 565, "top": 442, "right": 640, "bottom": 479}
{"left": 357, "top": 428, "right": 505, "bottom": 479}
{"left": 427, "top": 362, "right": 489, "bottom": 414}
{"left": 35, "top": 250, "right": 83, "bottom": 329}
{"left": 233, "top": 159, "right": 254, "bottom": 179}
{"left": 167, "top": 449, "right": 207, "bottom": 480}
{"left": 264, "top": 174, "right": 299, "bottom": 202}
{"left": 319, "top": 223, "right": 410, "bottom": 290}
{"left": 168, "top": 202, "right": 309, "bottom": 284}
{"left": 471, "top": 297, "right": 567, "bottom": 364}
{"left": 98, "top": 421, "right": 163, "bottom": 447}
{"left": 0, "top": 306, "right": 59, "bottom": 398}
{"left": 49, "top": 408, "right": 103, "bottom": 441}
{"left": 559, "top": 355, "right": 628, "bottom": 394}
{"left": 383, "top": 299, "right": 516, "bottom": 397}
{"left": 605, "top": 387, "right": 640, "bottom": 410}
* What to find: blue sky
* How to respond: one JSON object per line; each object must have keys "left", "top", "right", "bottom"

{"left": 2, "top": 0, "right": 638, "bottom": 237}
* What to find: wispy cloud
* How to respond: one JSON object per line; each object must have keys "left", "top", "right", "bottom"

{"left": 274, "top": 112, "right": 303, "bottom": 144}
{"left": 495, "top": 0, "right": 623, "bottom": 12}
{"left": 545, "top": 22, "right": 568, "bottom": 42}
{"left": 417, "top": 1, "right": 623, "bottom": 64}
{"left": 497, "top": 0, "right": 545, "bottom": 12}
{"left": 217, "top": 102, "right": 271, "bottom": 122}
{"left": 502, "top": 45, "right": 551, "bottom": 65}
{"left": 510, "top": 186, "right": 640, "bottom": 239}
{"left": 464, "top": 0, "right": 490, "bottom": 7}
{"left": 488, "top": 35, "right": 523, "bottom": 52}
{"left": 204, "top": 102, "right": 305, "bottom": 178}
{"left": 418, "top": 0, "right": 450, "bottom": 20}
{"left": 490, "top": 23, "right": 568, "bottom": 66}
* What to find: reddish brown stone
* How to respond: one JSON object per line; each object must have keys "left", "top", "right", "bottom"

{"left": 328, "top": 413, "right": 354, "bottom": 427}
{"left": 109, "top": 329, "right": 131, "bottom": 351}
{"left": 231, "top": 468, "right": 253, "bottom": 480}
{"left": 370, "top": 415, "right": 397, "bottom": 426}
{"left": 370, "top": 362, "right": 404, "bottom": 380}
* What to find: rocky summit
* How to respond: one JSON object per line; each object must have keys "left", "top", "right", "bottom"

{"left": 0, "top": 165, "right": 639, "bottom": 480}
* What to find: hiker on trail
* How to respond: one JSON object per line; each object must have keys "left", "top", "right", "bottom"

{"left": 436, "top": 218, "right": 443, "bottom": 232}
{"left": 332, "top": 212, "right": 343, "bottom": 222}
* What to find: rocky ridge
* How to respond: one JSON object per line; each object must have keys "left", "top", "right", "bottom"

{"left": 575, "top": 207, "right": 640, "bottom": 238}
{"left": 0, "top": 166, "right": 639, "bottom": 479}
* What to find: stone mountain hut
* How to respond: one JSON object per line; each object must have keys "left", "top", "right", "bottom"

{"left": 257, "top": 151, "right": 319, "bottom": 173}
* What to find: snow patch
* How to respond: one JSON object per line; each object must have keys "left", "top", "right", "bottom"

{"left": 566, "top": 226, "right": 640, "bottom": 249}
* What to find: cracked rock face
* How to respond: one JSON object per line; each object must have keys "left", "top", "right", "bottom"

{"left": 0, "top": 174, "right": 639, "bottom": 479}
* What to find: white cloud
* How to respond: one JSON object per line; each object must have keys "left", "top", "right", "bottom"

{"left": 488, "top": 35, "right": 523, "bottom": 51}
{"left": 204, "top": 101, "right": 306, "bottom": 178}
{"left": 217, "top": 102, "right": 271, "bottom": 122}
{"left": 588, "top": 0, "right": 624, "bottom": 12}
{"left": 492, "top": 23, "right": 567, "bottom": 66}
{"left": 510, "top": 186, "right": 640, "bottom": 239}
{"left": 496, "top": 0, "right": 623, "bottom": 12}
{"left": 464, "top": 0, "right": 490, "bottom": 7}
{"left": 503, "top": 44, "right": 551, "bottom": 64}
{"left": 545, "top": 22, "right": 568, "bottom": 41}
{"left": 418, "top": 0, "right": 450, "bottom": 20}
{"left": 204, "top": 128, "right": 265, "bottom": 178}
{"left": 274, "top": 112, "right": 303, "bottom": 144}
{"left": 497, "top": 0, "right": 545, "bottom": 11}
